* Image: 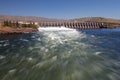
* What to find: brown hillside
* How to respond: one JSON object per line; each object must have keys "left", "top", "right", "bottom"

{"left": 0, "top": 15, "right": 65, "bottom": 22}
{"left": 70, "top": 17, "right": 120, "bottom": 23}
{"left": 0, "top": 15, "right": 120, "bottom": 24}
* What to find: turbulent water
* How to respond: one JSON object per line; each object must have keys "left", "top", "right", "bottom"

{"left": 0, "top": 28, "right": 120, "bottom": 80}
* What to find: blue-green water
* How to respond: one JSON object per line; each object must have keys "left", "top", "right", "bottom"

{"left": 0, "top": 28, "right": 120, "bottom": 80}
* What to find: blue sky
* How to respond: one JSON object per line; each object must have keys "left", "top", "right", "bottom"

{"left": 0, "top": 0, "right": 120, "bottom": 19}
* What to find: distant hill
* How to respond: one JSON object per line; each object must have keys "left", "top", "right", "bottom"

{"left": 0, "top": 15, "right": 120, "bottom": 24}
{"left": 70, "top": 17, "right": 120, "bottom": 23}
{"left": 0, "top": 15, "right": 65, "bottom": 22}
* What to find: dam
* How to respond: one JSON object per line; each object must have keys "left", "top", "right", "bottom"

{"left": 38, "top": 22, "right": 108, "bottom": 29}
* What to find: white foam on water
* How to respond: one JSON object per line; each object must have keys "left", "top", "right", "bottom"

{"left": 8, "top": 69, "right": 16, "bottom": 74}
{"left": 34, "top": 61, "right": 48, "bottom": 68}
{"left": 37, "top": 38, "right": 41, "bottom": 41}
{"left": 95, "top": 52, "right": 102, "bottom": 55}
{"left": 28, "top": 47, "right": 34, "bottom": 50}
{"left": 0, "top": 55, "right": 5, "bottom": 59}
{"left": 38, "top": 26, "right": 75, "bottom": 31}
{"left": 38, "top": 26, "right": 86, "bottom": 44}
{"left": 45, "top": 48, "right": 49, "bottom": 52}
{"left": 34, "top": 26, "right": 91, "bottom": 59}
{"left": 19, "top": 39, "right": 29, "bottom": 42}
{"left": 52, "top": 55, "right": 57, "bottom": 61}
{"left": 27, "top": 57, "right": 33, "bottom": 61}
{"left": 0, "top": 40, "right": 9, "bottom": 43}
{"left": 3, "top": 43, "right": 10, "bottom": 46}
{"left": 91, "top": 35, "right": 95, "bottom": 38}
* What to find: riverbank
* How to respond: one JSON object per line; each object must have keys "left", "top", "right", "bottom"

{"left": 0, "top": 26, "right": 38, "bottom": 34}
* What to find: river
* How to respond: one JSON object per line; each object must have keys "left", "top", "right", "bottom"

{"left": 0, "top": 28, "right": 120, "bottom": 80}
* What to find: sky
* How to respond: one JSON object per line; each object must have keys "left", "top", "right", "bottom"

{"left": 0, "top": 0, "right": 120, "bottom": 19}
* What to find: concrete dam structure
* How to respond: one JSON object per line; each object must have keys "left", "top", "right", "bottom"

{"left": 39, "top": 22, "right": 106, "bottom": 29}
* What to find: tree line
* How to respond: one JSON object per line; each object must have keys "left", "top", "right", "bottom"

{"left": 2, "top": 21, "right": 37, "bottom": 28}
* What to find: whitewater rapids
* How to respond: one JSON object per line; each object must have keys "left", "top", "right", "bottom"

{"left": 0, "top": 27, "right": 120, "bottom": 80}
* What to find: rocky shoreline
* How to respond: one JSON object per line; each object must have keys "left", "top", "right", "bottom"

{"left": 0, "top": 27, "right": 38, "bottom": 34}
